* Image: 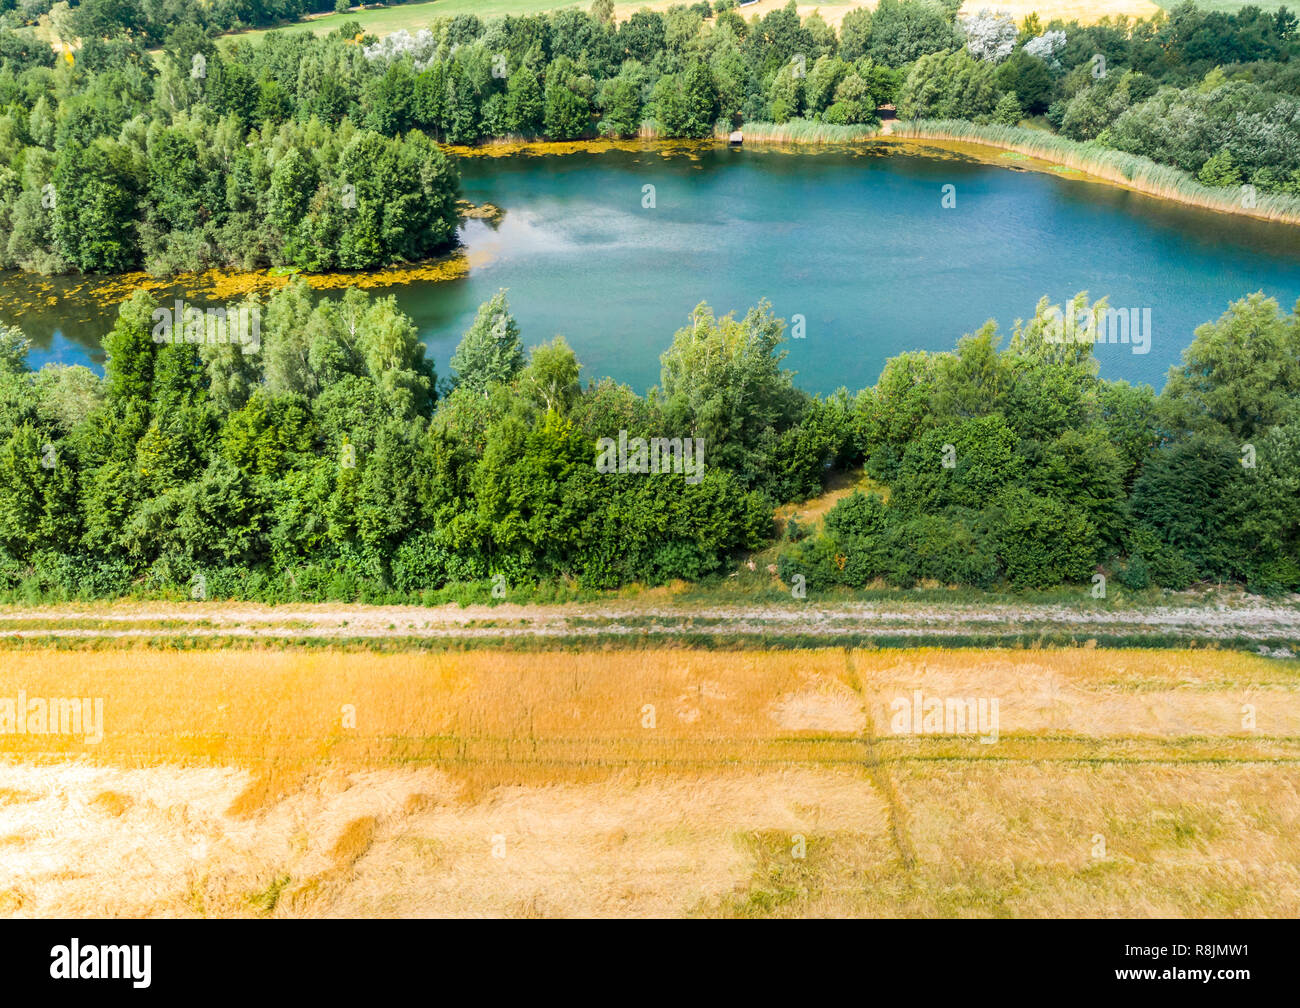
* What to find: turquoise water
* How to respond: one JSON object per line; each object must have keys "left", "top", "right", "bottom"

{"left": 6, "top": 143, "right": 1300, "bottom": 394}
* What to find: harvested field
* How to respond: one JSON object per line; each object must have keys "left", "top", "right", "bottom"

{"left": 1, "top": 646, "right": 1296, "bottom": 917}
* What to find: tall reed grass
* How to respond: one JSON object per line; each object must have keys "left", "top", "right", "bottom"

{"left": 720, "top": 120, "right": 882, "bottom": 143}
{"left": 891, "top": 120, "right": 1300, "bottom": 225}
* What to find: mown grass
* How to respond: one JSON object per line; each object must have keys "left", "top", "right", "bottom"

{"left": 0, "top": 618, "right": 217, "bottom": 632}
{"left": 221, "top": 0, "right": 585, "bottom": 46}
{"left": 891, "top": 120, "right": 1300, "bottom": 225}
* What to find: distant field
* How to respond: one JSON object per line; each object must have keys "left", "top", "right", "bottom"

{"left": 221, "top": 0, "right": 588, "bottom": 45}
{"left": 2, "top": 644, "right": 1297, "bottom": 917}
{"left": 220, "top": 0, "right": 1256, "bottom": 49}
{"left": 31, "top": 0, "right": 1292, "bottom": 54}
{"left": 220, "top": 2, "right": 865, "bottom": 47}
{"left": 1149, "top": 0, "right": 1295, "bottom": 10}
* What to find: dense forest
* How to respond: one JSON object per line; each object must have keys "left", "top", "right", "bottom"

{"left": 1, "top": 284, "right": 1297, "bottom": 601}
{"left": 0, "top": 1, "right": 1298, "bottom": 274}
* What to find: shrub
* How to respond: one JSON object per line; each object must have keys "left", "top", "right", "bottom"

{"left": 993, "top": 488, "right": 1098, "bottom": 589}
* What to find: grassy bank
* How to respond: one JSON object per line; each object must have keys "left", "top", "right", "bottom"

{"left": 890, "top": 120, "right": 1300, "bottom": 226}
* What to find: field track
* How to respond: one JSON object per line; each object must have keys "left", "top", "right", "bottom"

{"left": 0, "top": 597, "right": 1296, "bottom": 651}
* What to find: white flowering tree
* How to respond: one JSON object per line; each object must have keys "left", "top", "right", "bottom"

{"left": 1023, "top": 30, "right": 1068, "bottom": 70}
{"left": 363, "top": 29, "right": 440, "bottom": 71}
{"left": 960, "top": 10, "right": 1019, "bottom": 63}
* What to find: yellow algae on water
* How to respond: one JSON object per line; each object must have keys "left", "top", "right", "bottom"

{"left": 456, "top": 198, "right": 504, "bottom": 224}
{"left": 299, "top": 255, "right": 472, "bottom": 292}
{"left": 446, "top": 137, "right": 710, "bottom": 161}
{"left": 75, "top": 252, "right": 474, "bottom": 310}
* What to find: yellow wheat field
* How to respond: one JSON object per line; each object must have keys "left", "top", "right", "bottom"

{"left": 1, "top": 646, "right": 1297, "bottom": 917}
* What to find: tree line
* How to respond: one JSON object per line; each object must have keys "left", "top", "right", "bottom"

{"left": 1, "top": 285, "right": 1296, "bottom": 601}
{"left": 896, "top": 4, "right": 1300, "bottom": 194}
{"left": 1, "top": 0, "right": 1298, "bottom": 277}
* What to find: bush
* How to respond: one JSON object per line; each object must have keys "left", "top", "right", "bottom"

{"left": 882, "top": 512, "right": 1001, "bottom": 589}
{"left": 993, "top": 92, "right": 1023, "bottom": 125}
{"left": 993, "top": 488, "right": 1098, "bottom": 589}
{"left": 1126, "top": 526, "right": 1199, "bottom": 590}
{"left": 391, "top": 528, "right": 489, "bottom": 593}
{"left": 823, "top": 491, "right": 889, "bottom": 588}
{"left": 1249, "top": 556, "right": 1300, "bottom": 596}
{"left": 776, "top": 536, "right": 837, "bottom": 593}
{"left": 890, "top": 416, "right": 1024, "bottom": 517}
{"left": 1116, "top": 553, "right": 1150, "bottom": 590}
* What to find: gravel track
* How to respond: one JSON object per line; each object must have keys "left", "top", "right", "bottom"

{"left": 2, "top": 598, "right": 1298, "bottom": 648}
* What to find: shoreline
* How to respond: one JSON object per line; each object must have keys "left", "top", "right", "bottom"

{"left": 461, "top": 129, "right": 1300, "bottom": 229}
{"left": 759, "top": 127, "right": 1293, "bottom": 227}
{"left": 0, "top": 240, "right": 480, "bottom": 316}
{"left": 4, "top": 130, "right": 1296, "bottom": 315}
{"left": 886, "top": 122, "right": 1300, "bottom": 228}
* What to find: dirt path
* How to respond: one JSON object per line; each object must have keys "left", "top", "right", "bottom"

{"left": 2, "top": 597, "right": 1297, "bottom": 649}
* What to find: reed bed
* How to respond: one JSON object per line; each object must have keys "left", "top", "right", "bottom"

{"left": 721, "top": 119, "right": 882, "bottom": 144}
{"left": 891, "top": 119, "right": 1300, "bottom": 225}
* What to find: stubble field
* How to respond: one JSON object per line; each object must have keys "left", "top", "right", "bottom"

{"left": 1, "top": 645, "right": 1297, "bottom": 917}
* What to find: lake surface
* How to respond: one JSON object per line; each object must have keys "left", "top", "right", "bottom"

{"left": 5, "top": 142, "right": 1299, "bottom": 394}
